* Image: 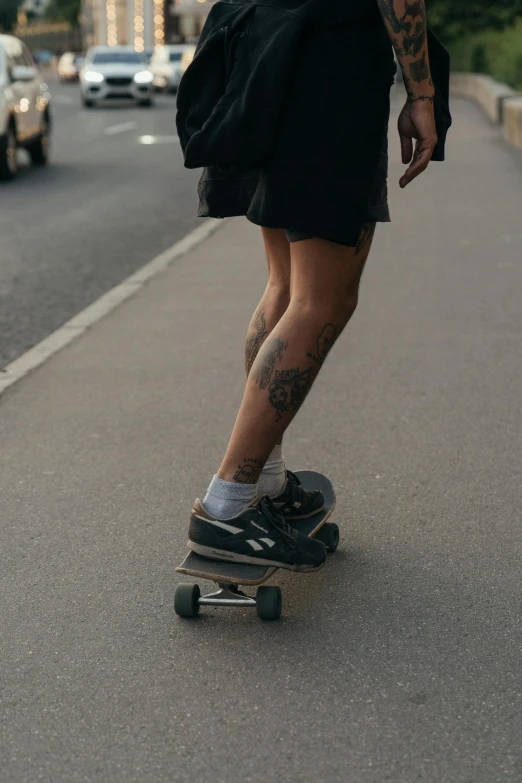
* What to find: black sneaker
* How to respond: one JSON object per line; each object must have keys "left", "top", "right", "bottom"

{"left": 188, "top": 496, "right": 326, "bottom": 572}
{"left": 271, "top": 470, "right": 324, "bottom": 520}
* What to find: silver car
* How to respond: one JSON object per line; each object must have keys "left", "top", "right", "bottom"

{"left": 80, "top": 46, "right": 154, "bottom": 108}
{"left": 149, "top": 45, "right": 194, "bottom": 93}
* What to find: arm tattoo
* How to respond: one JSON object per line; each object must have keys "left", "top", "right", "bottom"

{"left": 408, "top": 95, "right": 434, "bottom": 104}
{"left": 307, "top": 323, "right": 338, "bottom": 366}
{"left": 253, "top": 336, "right": 288, "bottom": 390}
{"left": 401, "top": 1, "right": 425, "bottom": 57}
{"left": 409, "top": 51, "right": 429, "bottom": 83}
{"left": 377, "top": 0, "right": 402, "bottom": 35}
{"left": 245, "top": 311, "right": 269, "bottom": 375}
{"left": 376, "top": 0, "right": 432, "bottom": 99}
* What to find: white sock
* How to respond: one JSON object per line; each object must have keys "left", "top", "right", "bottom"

{"left": 202, "top": 475, "right": 258, "bottom": 519}
{"left": 257, "top": 445, "right": 286, "bottom": 498}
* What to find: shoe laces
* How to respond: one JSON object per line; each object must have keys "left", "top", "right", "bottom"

{"left": 258, "top": 496, "right": 298, "bottom": 548}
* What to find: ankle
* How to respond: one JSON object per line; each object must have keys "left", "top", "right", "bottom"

{"left": 203, "top": 475, "right": 258, "bottom": 519}
{"left": 258, "top": 445, "right": 286, "bottom": 498}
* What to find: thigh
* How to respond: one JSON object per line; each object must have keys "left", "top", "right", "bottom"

{"left": 289, "top": 223, "right": 376, "bottom": 301}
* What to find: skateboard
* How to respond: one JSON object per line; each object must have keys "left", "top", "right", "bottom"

{"left": 174, "top": 470, "right": 338, "bottom": 621}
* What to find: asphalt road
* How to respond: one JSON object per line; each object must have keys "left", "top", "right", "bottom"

{"left": 0, "top": 77, "right": 201, "bottom": 368}
{"left": 1, "top": 94, "right": 522, "bottom": 783}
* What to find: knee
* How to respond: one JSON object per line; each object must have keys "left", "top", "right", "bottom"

{"left": 327, "top": 291, "right": 359, "bottom": 332}
{"left": 267, "top": 276, "right": 291, "bottom": 306}
{"left": 294, "top": 287, "right": 359, "bottom": 329}
{"left": 342, "top": 290, "right": 359, "bottom": 323}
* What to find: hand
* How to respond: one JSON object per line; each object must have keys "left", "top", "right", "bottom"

{"left": 397, "top": 100, "right": 438, "bottom": 188}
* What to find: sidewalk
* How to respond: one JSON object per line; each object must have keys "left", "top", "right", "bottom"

{"left": 2, "top": 96, "right": 522, "bottom": 783}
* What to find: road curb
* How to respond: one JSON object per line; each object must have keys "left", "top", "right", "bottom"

{"left": 0, "top": 218, "right": 224, "bottom": 398}
{"left": 451, "top": 72, "right": 522, "bottom": 149}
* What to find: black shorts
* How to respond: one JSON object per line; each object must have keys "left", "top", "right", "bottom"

{"left": 283, "top": 133, "right": 390, "bottom": 247}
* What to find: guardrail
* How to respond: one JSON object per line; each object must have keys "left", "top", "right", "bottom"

{"left": 451, "top": 72, "right": 522, "bottom": 151}
{"left": 503, "top": 97, "right": 522, "bottom": 150}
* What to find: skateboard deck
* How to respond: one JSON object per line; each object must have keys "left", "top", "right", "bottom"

{"left": 176, "top": 470, "right": 336, "bottom": 587}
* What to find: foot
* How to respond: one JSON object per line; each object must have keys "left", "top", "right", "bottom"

{"left": 271, "top": 470, "right": 324, "bottom": 520}
{"left": 188, "top": 496, "right": 326, "bottom": 572}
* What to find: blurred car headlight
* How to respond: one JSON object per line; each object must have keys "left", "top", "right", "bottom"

{"left": 134, "top": 71, "right": 154, "bottom": 84}
{"left": 83, "top": 71, "right": 104, "bottom": 83}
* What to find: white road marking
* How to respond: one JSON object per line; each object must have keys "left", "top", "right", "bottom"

{"left": 0, "top": 219, "right": 223, "bottom": 397}
{"left": 138, "top": 134, "right": 179, "bottom": 145}
{"left": 104, "top": 121, "right": 137, "bottom": 136}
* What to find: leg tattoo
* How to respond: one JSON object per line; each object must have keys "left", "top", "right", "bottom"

{"left": 245, "top": 311, "right": 269, "bottom": 375}
{"left": 356, "top": 223, "right": 376, "bottom": 256}
{"left": 252, "top": 322, "right": 340, "bottom": 422}
{"left": 307, "top": 323, "right": 338, "bottom": 366}
{"left": 233, "top": 457, "right": 263, "bottom": 483}
{"left": 253, "top": 336, "right": 288, "bottom": 390}
{"left": 268, "top": 367, "right": 313, "bottom": 422}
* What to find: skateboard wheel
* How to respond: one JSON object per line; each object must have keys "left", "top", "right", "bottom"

{"left": 174, "top": 583, "right": 200, "bottom": 618}
{"left": 256, "top": 586, "right": 282, "bottom": 621}
{"left": 315, "top": 522, "right": 340, "bottom": 553}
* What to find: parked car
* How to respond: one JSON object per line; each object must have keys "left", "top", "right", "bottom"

{"left": 149, "top": 44, "right": 193, "bottom": 93}
{"left": 58, "top": 52, "right": 85, "bottom": 82}
{"left": 80, "top": 46, "right": 154, "bottom": 108}
{"left": 0, "top": 34, "right": 51, "bottom": 181}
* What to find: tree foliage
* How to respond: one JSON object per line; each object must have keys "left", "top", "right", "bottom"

{"left": 45, "top": 0, "right": 81, "bottom": 27}
{"left": 0, "top": 0, "right": 21, "bottom": 33}
{"left": 428, "top": 0, "right": 522, "bottom": 40}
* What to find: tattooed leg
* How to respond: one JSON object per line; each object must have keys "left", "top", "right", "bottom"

{"left": 245, "top": 228, "right": 291, "bottom": 376}
{"left": 218, "top": 228, "right": 375, "bottom": 483}
{"left": 243, "top": 228, "right": 291, "bottom": 459}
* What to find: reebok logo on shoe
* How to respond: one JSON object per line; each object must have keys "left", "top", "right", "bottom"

{"left": 251, "top": 521, "right": 269, "bottom": 534}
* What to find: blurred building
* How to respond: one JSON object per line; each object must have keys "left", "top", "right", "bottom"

{"left": 170, "top": 0, "right": 216, "bottom": 41}
{"left": 81, "top": 0, "right": 217, "bottom": 49}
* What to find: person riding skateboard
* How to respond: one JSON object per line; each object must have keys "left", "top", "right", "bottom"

{"left": 181, "top": 0, "right": 447, "bottom": 571}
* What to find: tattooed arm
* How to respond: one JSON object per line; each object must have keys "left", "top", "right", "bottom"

{"left": 377, "top": 0, "right": 433, "bottom": 103}
{"left": 376, "top": 0, "right": 437, "bottom": 188}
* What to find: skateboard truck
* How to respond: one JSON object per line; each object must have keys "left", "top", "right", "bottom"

{"left": 175, "top": 582, "right": 283, "bottom": 621}
{"left": 199, "top": 584, "right": 257, "bottom": 608}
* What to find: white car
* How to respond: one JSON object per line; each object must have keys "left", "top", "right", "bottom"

{"left": 80, "top": 46, "right": 154, "bottom": 108}
{"left": 58, "top": 51, "right": 84, "bottom": 82}
{"left": 149, "top": 45, "right": 193, "bottom": 93}
{"left": 0, "top": 34, "right": 51, "bottom": 181}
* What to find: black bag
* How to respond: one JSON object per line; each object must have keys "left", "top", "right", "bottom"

{"left": 176, "top": 1, "right": 312, "bottom": 171}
